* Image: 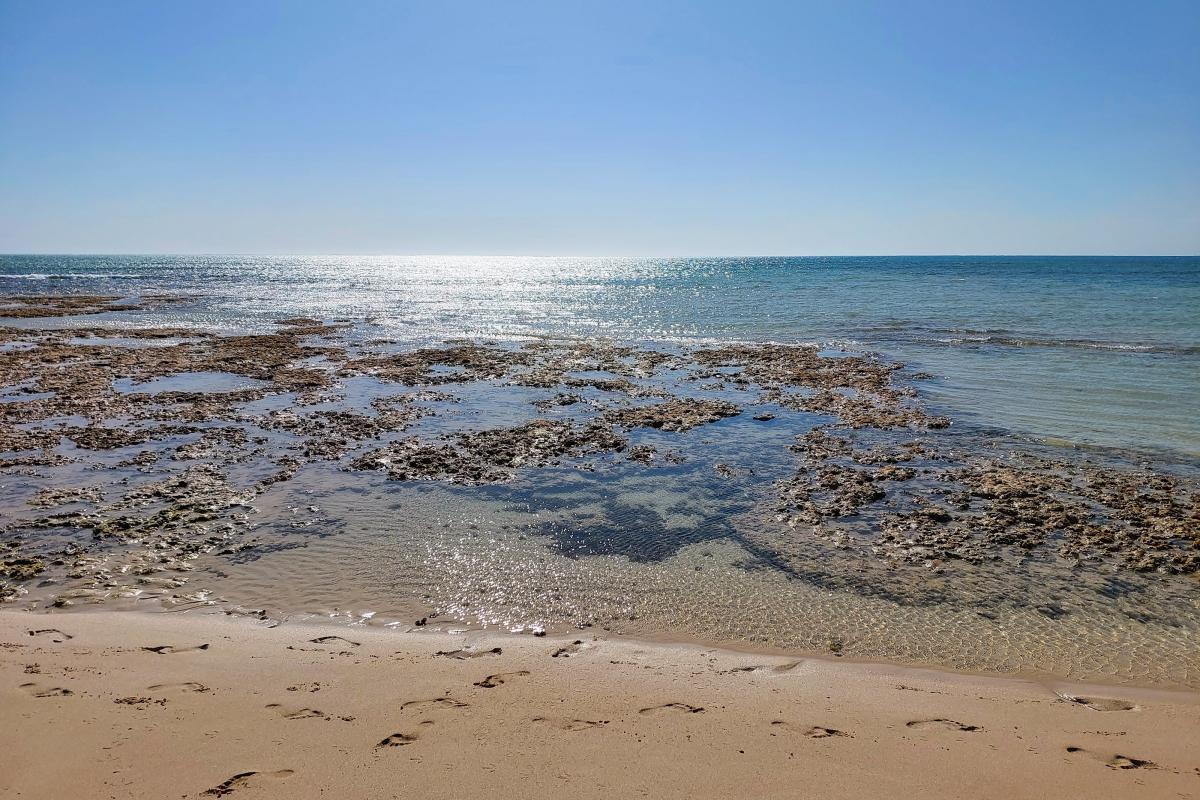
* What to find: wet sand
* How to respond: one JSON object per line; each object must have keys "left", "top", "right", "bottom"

{"left": 2, "top": 609, "right": 1197, "bottom": 799}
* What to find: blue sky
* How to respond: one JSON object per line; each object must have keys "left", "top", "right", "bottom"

{"left": 1, "top": 1, "right": 1197, "bottom": 255}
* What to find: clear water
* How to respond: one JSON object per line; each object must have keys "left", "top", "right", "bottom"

{"left": 3, "top": 254, "right": 1197, "bottom": 456}
{"left": 112, "top": 371, "right": 269, "bottom": 394}
{"left": 3, "top": 253, "right": 1199, "bottom": 687}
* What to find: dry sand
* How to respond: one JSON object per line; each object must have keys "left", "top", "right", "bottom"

{"left": 1, "top": 610, "right": 1197, "bottom": 799}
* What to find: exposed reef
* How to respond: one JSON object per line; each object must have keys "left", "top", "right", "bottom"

{"left": 1, "top": 296, "right": 1196, "bottom": 620}
{"left": 351, "top": 420, "right": 627, "bottom": 485}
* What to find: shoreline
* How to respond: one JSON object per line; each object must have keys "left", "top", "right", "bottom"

{"left": 3, "top": 608, "right": 1198, "bottom": 799}
{"left": 17, "top": 597, "right": 1200, "bottom": 696}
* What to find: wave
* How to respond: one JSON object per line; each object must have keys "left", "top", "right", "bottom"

{"left": 935, "top": 334, "right": 1198, "bottom": 355}
{"left": 858, "top": 325, "right": 1200, "bottom": 356}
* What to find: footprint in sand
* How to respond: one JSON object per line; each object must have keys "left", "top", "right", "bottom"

{"left": 906, "top": 718, "right": 981, "bottom": 732}
{"left": 722, "top": 661, "right": 803, "bottom": 676}
{"left": 308, "top": 636, "right": 360, "bottom": 648}
{"left": 19, "top": 682, "right": 73, "bottom": 698}
{"left": 148, "top": 681, "right": 211, "bottom": 694}
{"left": 400, "top": 697, "right": 469, "bottom": 712}
{"left": 266, "top": 703, "right": 329, "bottom": 720}
{"left": 142, "top": 644, "right": 210, "bottom": 654}
{"left": 551, "top": 640, "right": 587, "bottom": 658}
{"left": 560, "top": 719, "right": 609, "bottom": 731}
{"left": 1059, "top": 694, "right": 1138, "bottom": 712}
{"left": 202, "top": 770, "right": 295, "bottom": 796}
{"left": 376, "top": 732, "right": 418, "bottom": 748}
{"left": 771, "top": 721, "right": 851, "bottom": 738}
{"left": 804, "top": 726, "right": 849, "bottom": 739}
{"left": 436, "top": 647, "right": 502, "bottom": 660}
{"left": 638, "top": 703, "right": 705, "bottom": 715}
{"left": 1065, "top": 746, "right": 1157, "bottom": 770}
{"left": 533, "top": 716, "right": 610, "bottom": 731}
{"left": 27, "top": 629, "right": 73, "bottom": 643}
{"left": 286, "top": 682, "right": 321, "bottom": 693}
{"left": 473, "top": 671, "right": 530, "bottom": 689}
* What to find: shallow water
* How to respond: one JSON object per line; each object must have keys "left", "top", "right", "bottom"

{"left": 113, "top": 371, "right": 269, "bottom": 394}
{"left": 2, "top": 255, "right": 1198, "bottom": 688}
{"left": 198, "top": 454, "right": 1200, "bottom": 688}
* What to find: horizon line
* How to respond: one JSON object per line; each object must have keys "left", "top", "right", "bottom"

{"left": 2, "top": 252, "right": 1198, "bottom": 259}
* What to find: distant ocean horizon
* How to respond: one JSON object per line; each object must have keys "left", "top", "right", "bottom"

{"left": 3, "top": 253, "right": 1198, "bottom": 457}
{"left": 4, "top": 252, "right": 1199, "bottom": 258}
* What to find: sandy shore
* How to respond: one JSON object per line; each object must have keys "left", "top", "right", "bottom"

{"left": 1, "top": 610, "right": 1197, "bottom": 799}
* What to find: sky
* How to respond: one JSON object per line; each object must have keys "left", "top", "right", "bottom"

{"left": 0, "top": 0, "right": 1197, "bottom": 256}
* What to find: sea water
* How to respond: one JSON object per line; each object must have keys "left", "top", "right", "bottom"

{"left": 4, "top": 254, "right": 1196, "bottom": 456}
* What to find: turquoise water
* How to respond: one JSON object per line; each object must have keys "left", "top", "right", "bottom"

{"left": 2, "top": 254, "right": 1198, "bottom": 456}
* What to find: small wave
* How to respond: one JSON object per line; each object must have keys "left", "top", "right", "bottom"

{"left": 932, "top": 334, "right": 1199, "bottom": 355}
{"left": 858, "top": 325, "right": 1199, "bottom": 356}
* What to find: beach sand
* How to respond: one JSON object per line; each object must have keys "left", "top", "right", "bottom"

{"left": 2, "top": 610, "right": 1196, "bottom": 799}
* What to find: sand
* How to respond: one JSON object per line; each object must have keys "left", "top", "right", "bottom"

{"left": 1, "top": 610, "right": 1197, "bottom": 799}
